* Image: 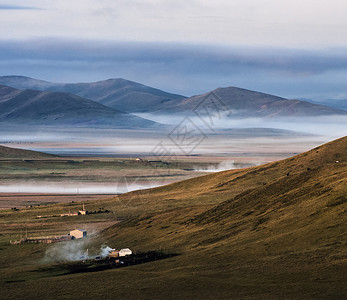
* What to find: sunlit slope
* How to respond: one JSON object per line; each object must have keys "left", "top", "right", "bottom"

{"left": 112, "top": 136, "right": 347, "bottom": 213}
{"left": 95, "top": 136, "right": 347, "bottom": 297}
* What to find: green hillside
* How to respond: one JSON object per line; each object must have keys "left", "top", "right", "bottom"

{"left": 0, "top": 136, "right": 346, "bottom": 299}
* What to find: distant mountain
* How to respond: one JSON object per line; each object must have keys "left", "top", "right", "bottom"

{"left": 160, "top": 87, "right": 347, "bottom": 117}
{"left": 1, "top": 76, "right": 346, "bottom": 118}
{"left": 303, "top": 98, "right": 347, "bottom": 111}
{"left": 219, "top": 127, "right": 311, "bottom": 137}
{"left": 0, "top": 85, "right": 157, "bottom": 128}
{"left": 0, "top": 144, "right": 55, "bottom": 159}
{"left": 0, "top": 76, "right": 186, "bottom": 113}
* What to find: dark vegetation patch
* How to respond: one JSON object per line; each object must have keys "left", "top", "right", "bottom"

{"left": 243, "top": 211, "right": 254, "bottom": 216}
{"left": 5, "top": 279, "right": 26, "bottom": 284}
{"left": 35, "top": 251, "right": 177, "bottom": 277}
{"left": 326, "top": 196, "right": 347, "bottom": 207}
{"left": 252, "top": 217, "right": 270, "bottom": 231}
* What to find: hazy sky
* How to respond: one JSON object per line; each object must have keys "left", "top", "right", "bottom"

{"left": 1, "top": 1, "right": 347, "bottom": 99}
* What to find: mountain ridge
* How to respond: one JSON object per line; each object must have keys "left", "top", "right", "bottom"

{"left": 161, "top": 86, "right": 347, "bottom": 117}
{"left": 0, "top": 84, "right": 158, "bottom": 128}
{"left": 0, "top": 76, "right": 186, "bottom": 113}
{"left": 1, "top": 76, "right": 346, "bottom": 117}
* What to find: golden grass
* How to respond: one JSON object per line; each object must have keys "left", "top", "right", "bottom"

{"left": 0, "top": 136, "right": 346, "bottom": 299}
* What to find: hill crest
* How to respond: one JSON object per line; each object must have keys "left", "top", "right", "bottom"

{"left": 0, "top": 84, "right": 158, "bottom": 128}
{"left": 0, "top": 76, "right": 186, "bottom": 113}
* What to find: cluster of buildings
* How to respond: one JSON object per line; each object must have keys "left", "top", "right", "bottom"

{"left": 37, "top": 204, "right": 88, "bottom": 219}
{"left": 10, "top": 228, "right": 87, "bottom": 245}
{"left": 108, "top": 248, "right": 133, "bottom": 257}
{"left": 60, "top": 204, "right": 88, "bottom": 217}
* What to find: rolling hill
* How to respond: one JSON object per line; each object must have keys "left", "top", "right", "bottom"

{"left": 309, "top": 98, "right": 347, "bottom": 111}
{"left": 159, "top": 86, "right": 347, "bottom": 117}
{"left": 0, "top": 144, "right": 55, "bottom": 159}
{"left": 0, "top": 76, "right": 346, "bottom": 118}
{"left": 96, "top": 135, "right": 347, "bottom": 298}
{"left": 1, "top": 137, "right": 345, "bottom": 299}
{"left": 0, "top": 76, "right": 186, "bottom": 113}
{"left": 0, "top": 85, "right": 157, "bottom": 128}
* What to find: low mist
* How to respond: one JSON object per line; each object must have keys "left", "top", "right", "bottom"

{"left": 0, "top": 182, "right": 159, "bottom": 194}
{"left": 194, "top": 160, "right": 259, "bottom": 172}
{"left": 1, "top": 115, "right": 346, "bottom": 158}
{"left": 136, "top": 113, "right": 347, "bottom": 137}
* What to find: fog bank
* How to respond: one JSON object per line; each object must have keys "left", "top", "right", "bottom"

{"left": 0, "top": 182, "right": 160, "bottom": 194}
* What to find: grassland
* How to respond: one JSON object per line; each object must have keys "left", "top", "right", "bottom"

{"left": 0, "top": 157, "right": 197, "bottom": 182}
{"left": 0, "top": 137, "right": 346, "bottom": 299}
{"left": 0, "top": 144, "right": 259, "bottom": 209}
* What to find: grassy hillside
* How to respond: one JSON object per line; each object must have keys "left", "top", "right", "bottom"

{"left": 0, "top": 137, "right": 346, "bottom": 299}
{"left": 0, "top": 144, "right": 55, "bottom": 159}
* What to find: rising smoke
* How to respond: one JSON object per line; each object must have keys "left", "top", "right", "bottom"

{"left": 194, "top": 160, "right": 258, "bottom": 172}
{"left": 44, "top": 239, "right": 115, "bottom": 263}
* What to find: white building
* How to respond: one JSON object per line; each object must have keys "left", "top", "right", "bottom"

{"left": 119, "top": 248, "right": 132, "bottom": 257}
{"left": 79, "top": 203, "right": 87, "bottom": 215}
{"left": 70, "top": 229, "right": 87, "bottom": 239}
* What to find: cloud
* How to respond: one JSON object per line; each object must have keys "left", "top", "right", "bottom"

{"left": 1, "top": 39, "right": 347, "bottom": 99}
{"left": 0, "top": 1, "right": 347, "bottom": 48}
{"left": 0, "top": 5, "right": 40, "bottom": 10}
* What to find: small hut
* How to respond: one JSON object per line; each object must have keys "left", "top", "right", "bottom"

{"left": 70, "top": 229, "right": 87, "bottom": 239}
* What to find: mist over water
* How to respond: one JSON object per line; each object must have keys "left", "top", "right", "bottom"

{"left": 0, "top": 115, "right": 345, "bottom": 197}
{"left": 1, "top": 114, "right": 346, "bottom": 157}
{"left": 0, "top": 182, "right": 159, "bottom": 194}
{"left": 136, "top": 113, "right": 347, "bottom": 137}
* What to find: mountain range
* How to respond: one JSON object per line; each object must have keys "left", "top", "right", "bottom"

{"left": 0, "top": 76, "right": 185, "bottom": 113}
{"left": 0, "top": 85, "right": 157, "bottom": 128}
{"left": 0, "top": 76, "right": 346, "bottom": 118}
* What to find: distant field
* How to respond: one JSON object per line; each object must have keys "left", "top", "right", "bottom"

{"left": 0, "top": 156, "right": 258, "bottom": 209}
{"left": 0, "top": 134, "right": 328, "bottom": 209}
{"left": 0, "top": 194, "right": 116, "bottom": 210}
{"left": 0, "top": 156, "right": 207, "bottom": 181}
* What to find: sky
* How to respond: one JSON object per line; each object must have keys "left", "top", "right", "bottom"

{"left": 1, "top": 0, "right": 347, "bottom": 100}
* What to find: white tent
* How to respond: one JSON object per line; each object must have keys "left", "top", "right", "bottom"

{"left": 119, "top": 248, "right": 132, "bottom": 257}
